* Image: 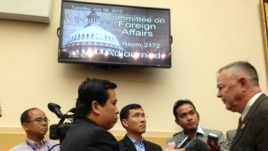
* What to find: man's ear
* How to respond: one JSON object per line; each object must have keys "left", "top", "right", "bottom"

{"left": 122, "top": 119, "right": 129, "bottom": 128}
{"left": 22, "top": 122, "right": 29, "bottom": 131}
{"left": 91, "top": 100, "right": 101, "bottom": 115}
{"left": 175, "top": 119, "right": 180, "bottom": 126}
{"left": 196, "top": 111, "right": 200, "bottom": 120}
{"left": 239, "top": 77, "right": 249, "bottom": 90}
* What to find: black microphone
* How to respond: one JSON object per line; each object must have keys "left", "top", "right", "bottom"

{"left": 68, "top": 107, "right": 76, "bottom": 113}
{"left": 185, "top": 138, "right": 209, "bottom": 151}
{"left": 48, "top": 103, "right": 63, "bottom": 118}
{"left": 177, "top": 136, "right": 191, "bottom": 149}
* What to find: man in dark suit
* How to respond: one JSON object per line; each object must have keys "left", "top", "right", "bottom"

{"left": 119, "top": 103, "right": 162, "bottom": 151}
{"left": 214, "top": 61, "right": 268, "bottom": 151}
{"left": 60, "top": 78, "right": 120, "bottom": 151}
{"left": 60, "top": 79, "right": 180, "bottom": 151}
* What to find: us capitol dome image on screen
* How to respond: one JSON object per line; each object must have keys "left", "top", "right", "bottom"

{"left": 63, "top": 11, "right": 124, "bottom": 60}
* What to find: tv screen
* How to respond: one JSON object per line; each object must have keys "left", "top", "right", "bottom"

{"left": 58, "top": 0, "right": 172, "bottom": 68}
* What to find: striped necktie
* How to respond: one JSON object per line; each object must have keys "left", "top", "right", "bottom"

{"left": 238, "top": 117, "right": 245, "bottom": 130}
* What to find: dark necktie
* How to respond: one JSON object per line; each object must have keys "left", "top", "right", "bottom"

{"left": 230, "top": 117, "right": 245, "bottom": 150}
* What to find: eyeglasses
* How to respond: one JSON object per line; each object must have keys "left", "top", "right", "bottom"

{"left": 129, "top": 113, "right": 147, "bottom": 119}
{"left": 26, "top": 118, "right": 50, "bottom": 124}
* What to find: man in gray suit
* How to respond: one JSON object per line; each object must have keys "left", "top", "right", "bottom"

{"left": 215, "top": 61, "right": 268, "bottom": 151}
{"left": 224, "top": 129, "right": 236, "bottom": 150}
{"left": 166, "top": 99, "right": 227, "bottom": 151}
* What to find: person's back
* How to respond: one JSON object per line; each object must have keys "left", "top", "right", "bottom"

{"left": 60, "top": 118, "right": 118, "bottom": 151}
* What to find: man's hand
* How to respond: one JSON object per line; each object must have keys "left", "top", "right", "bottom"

{"left": 165, "top": 142, "right": 185, "bottom": 151}
{"left": 207, "top": 140, "right": 220, "bottom": 151}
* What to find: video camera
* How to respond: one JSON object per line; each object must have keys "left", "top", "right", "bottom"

{"left": 48, "top": 103, "right": 75, "bottom": 143}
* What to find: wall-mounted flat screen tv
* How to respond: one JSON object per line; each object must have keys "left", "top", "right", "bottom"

{"left": 58, "top": 0, "right": 172, "bottom": 68}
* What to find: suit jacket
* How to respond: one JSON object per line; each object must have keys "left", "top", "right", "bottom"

{"left": 166, "top": 127, "right": 228, "bottom": 151}
{"left": 60, "top": 118, "right": 119, "bottom": 151}
{"left": 119, "top": 135, "right": 162, "bottom": 151}
{"left": 230, "top": 93, "right": 268, "bottom": 151}
{"left": 225, "top": 129, "right": 236, "bottom": 150}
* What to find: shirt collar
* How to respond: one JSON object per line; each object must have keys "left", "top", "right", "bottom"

{"left": 182, "top": 125, "right": 205, "bottom": 138}
{"left": 26, "top": 138, "right": 46, "bottom": 148}
{"left": 196, "top": 125, "right": 205, "bottom": 135}
{"left": 127, "top": 134, "right": 144, "bottom": 144}
{"left": 241, "top": 92, "right": 262, "bottom": 120}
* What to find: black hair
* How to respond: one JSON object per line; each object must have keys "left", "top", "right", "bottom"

{"left": 20, "top": 107, "right": 38, "bottom": 124}
{"left": 119, "top": 103, "right": 142, "bottom": 128}
{"left": 75, "top": 78, "right": 117, "bottom": 118}
{"left": 119, "top": 103, "right": 142, "bottom": 121}
{"left": 173, "top": 99, "right": 196, "bottom": 119}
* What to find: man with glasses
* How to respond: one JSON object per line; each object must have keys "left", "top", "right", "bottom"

{"left": 119, "top": 103, "right": 162, "bottom": 151}
{"left": 9, "top": 107, "right": 60, "bottom": 151}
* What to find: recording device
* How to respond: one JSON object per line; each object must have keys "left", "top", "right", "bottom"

{"left": 177, "top": 136, "right": 191, "bottom": 149}
{"left": 185, "top": 138, "right": 210, "bottom": 151}
{"left": 207, "top": 133, "right": 218, "bottom": 143}
{"left": 48, "top": 103, "right": 63, "bottom": 118}
{"left": 48, "top": 102, "right": 75, "bottom": 143}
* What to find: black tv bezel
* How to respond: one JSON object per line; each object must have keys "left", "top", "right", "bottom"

{"left": 58, "top": 0, "right": 172, "bottom": 68}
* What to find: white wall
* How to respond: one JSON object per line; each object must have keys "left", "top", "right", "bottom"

{"left": 0, "top": 0, "right": 267, "bottom": 136}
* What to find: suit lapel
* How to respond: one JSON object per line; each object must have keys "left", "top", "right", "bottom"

{"left": 122, "top": 135, "right": 137, "bottom": 151}
{"left": 144, "top": 140, "right": 152, "bottom": 151}
{"left": 230, "top": 94, "right": 266, "bottom": 150}
{"left": 230, "top": 117, "right": 244, "bottom": 150}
